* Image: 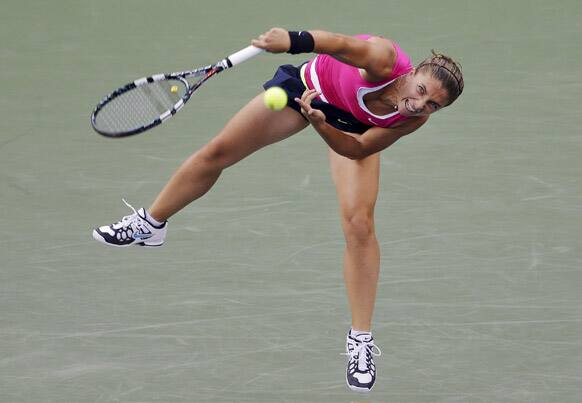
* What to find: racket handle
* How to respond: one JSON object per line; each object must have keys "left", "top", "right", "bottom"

{"left": 223, "top": 46, "right": 263, "bottom": 68}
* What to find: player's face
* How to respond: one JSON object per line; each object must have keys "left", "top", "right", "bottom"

{"left": 396, "top": 70, "right": 450, "bottom": 117}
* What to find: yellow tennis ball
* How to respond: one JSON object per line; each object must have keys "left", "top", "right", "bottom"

{"left": 170, "top": 85, "right": 178, "bottom": 93}
{"left": 263, "top": 87, "right": 288, "bottom": 111}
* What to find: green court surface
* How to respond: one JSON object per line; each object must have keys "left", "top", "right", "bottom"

{"left": 1, "top": 0, "right": 581, "bottom": 401}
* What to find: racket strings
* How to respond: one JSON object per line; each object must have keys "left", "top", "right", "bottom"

{"left": 94, "top": 80, "right": 185, "bottom": 133}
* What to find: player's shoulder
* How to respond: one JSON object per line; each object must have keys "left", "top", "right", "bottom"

{"left": 361, "top": 36, "right": 398, "bottom": 80}
{"left": 365, "top": 35, "right": 397, "bottom": 53}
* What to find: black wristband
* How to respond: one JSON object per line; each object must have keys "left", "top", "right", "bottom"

{"left": 287, "top": 31, "right": 315, "bottom": 54}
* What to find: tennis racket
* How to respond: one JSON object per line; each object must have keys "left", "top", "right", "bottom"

{"left": 91, "top": 45, "right": 263, "bottom": 138}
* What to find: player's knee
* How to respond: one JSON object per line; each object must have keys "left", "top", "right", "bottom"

{"left": 196, "top": 141, "right": 232, "bottom": 169}
{"left": 342, "top": 210, "right": 376, "bottom": 246}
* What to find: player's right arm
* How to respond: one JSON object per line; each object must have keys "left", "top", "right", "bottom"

{"left": 251, "top": 28, "right": 396, "bottom": 81}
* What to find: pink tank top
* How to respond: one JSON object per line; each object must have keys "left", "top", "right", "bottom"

{"left": 302, "top": 35, "right": 413, "bottom": 128}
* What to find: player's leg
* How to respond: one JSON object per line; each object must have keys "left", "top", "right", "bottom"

{"left": 92, "top": 94, "right": 307, "bottom": 247}
{"left": 330, "top": 149, "right": 381, "bottom": 331}
{"left": 329, "top": 148, "right": 382, "bottom": 392}
{"left": 149, "top": 94, "right": 308, "bottom": 221}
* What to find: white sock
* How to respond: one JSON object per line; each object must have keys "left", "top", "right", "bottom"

{"left": 350, "top": 328, "right": 372, "bottom": 338}
{"left": 144, "top": 210, "right": 165, "bottom": 226}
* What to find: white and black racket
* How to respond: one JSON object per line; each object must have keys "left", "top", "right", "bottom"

{"left": 91, "top": 45, "right": 263, "bottom": 138}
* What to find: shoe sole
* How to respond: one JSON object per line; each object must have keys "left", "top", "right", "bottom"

{"left": 92, "top": 230, "right": 163, "bottom": 248}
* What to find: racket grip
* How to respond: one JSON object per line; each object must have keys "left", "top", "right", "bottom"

{"left": 224, "top": 46, "right": 263, "bottom": 68}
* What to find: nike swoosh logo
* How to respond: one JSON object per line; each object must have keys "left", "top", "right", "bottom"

{"left": 132, "top": 232, "right": 153, "bottom": 240}
{"left": 368, "top": 117, "right": 379, "bottom": 125}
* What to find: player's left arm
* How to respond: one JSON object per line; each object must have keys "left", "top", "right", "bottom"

{"left": 296, "top": 90, "right": 428, "bottom": 159}
{"left": 315, "top": 117, "right": 428, "bottom": 160}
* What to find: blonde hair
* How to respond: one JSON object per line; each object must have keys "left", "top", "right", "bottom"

{"left": 417, "top": 50, "right": 464, "bottom": 106}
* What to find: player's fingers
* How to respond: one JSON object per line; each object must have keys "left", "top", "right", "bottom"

{"left": 300, "top": 88, "right": 317, "bottom": 97}
{"left": 253, "top": 28, "right": 289, "bottom": 53}
{"left": 295, "top": 97, "right": 325, "bottom": 122}
{"left": 303, "top": 89, "right": 320, "bottom": 104}
{"left": 251, "top": 39, "right": 263, "bottom": 48}
{"left": 251, "top": 34, "right": 268, "bottom": 49}
{"left": 297, "top": 89, "right": 314, "bottom": 107}
{"left": 294, "top": 97, "right": 311, "bottom": 112}
{"left": 295, "top": 93, "right": 316, "bottom": 107}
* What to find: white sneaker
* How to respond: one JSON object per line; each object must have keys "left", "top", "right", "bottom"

{"left": 344, "top": 331, "right": 382, "bottom": 392}
{"left": 92, "top": 199, "right": 167, "bottom": 247}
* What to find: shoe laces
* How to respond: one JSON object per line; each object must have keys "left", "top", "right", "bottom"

{"left": 344, "top": 337, "right": 382, "bottom": 372}
{"left": 116, "top": 199, "right": 149, "bottom": 233}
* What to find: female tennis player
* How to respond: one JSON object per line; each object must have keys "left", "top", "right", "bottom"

{"left": 92, "top": 28, "right": 463, "bottom": 392}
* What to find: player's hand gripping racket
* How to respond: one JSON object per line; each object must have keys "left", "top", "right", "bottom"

{"left": 91, "top": 46, "right": 263, "bottom": 138}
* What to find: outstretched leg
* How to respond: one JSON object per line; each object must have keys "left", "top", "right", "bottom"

{"left": 149, "top": 94, "right": 308, "bottom": 221}
{"left": 92, "top": 94, "right": 307, "bottom": 247}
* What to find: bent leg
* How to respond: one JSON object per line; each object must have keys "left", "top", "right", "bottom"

{"left": 149, "top": 94, "right": 308, "bottom": 221}
{"left": 329, "top": 149, "right": 381, "bottom": 332}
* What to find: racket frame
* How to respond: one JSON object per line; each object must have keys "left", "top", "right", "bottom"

{"left": 91, "top": 46, "right": 262, "bottom": 138}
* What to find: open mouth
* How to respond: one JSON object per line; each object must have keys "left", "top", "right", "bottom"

{"left": 405, "top": 99, "right": 416, "bottom": 114}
